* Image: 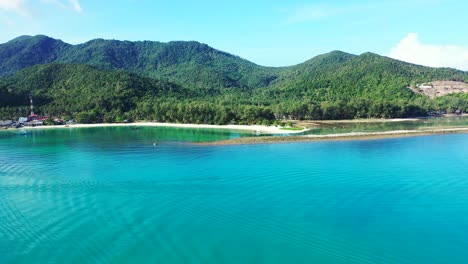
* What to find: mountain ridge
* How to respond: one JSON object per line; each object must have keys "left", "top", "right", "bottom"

{"left": 3, "top": 35, "right": 466, "bottom": 72}
{"left": 0, "top": 35, "right": 281, "bottom": 89}
{"left": 1, "top": 35, "right": 466, "bottom": 93}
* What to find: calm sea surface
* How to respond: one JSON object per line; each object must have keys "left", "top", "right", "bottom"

{"left": 1, "top": 126, "right": 468, "bottom": 263}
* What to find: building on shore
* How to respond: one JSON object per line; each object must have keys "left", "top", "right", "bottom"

{"left": 0, "top": 120, "right": 13, "bottom": 127}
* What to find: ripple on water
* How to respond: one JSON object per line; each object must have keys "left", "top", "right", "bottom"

{"left": 0, "top": 130, "right": 468, "bottom": 263}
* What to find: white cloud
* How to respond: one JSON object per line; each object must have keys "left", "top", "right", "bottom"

{"left": 0, "top": 0, "right": 29, "bottom": 16}
{"left": 388, "top": 33, "right": 468, "bottom": 71}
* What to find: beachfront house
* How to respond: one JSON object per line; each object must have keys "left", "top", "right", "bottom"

{"left": 25, "top": 120, "right": 44, "bottom": 127}
{"left": 27, "top": 114, "right": 39, "bottom": 122}
{"left": 0, "top": 120, "right": 13, "bottom": 127}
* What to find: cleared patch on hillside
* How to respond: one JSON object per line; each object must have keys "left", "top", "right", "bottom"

{"left": 410, "top": 81, "right": 468, "bottom": 98}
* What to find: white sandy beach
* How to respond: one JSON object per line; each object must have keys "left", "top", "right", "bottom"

{"left": 23, "top": 122, "right": 308, "bottom": 134}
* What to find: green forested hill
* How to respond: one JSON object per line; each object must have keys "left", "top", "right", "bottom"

{"left": 0, "top": 35, "right": 66, "bottom": 75}
{"left": 0, "top": 35, "right": 278, "bottom": 90}
{"left": 0, "top": 63, "right": 276, "bottom": 124}
{"left": 265, "top": 52, "right": 467, "bottom": 102}
{"left": 0, "top": 35, "right": 467, "bottom": 123}
{"left": 0, "top": 64, "right": 189, "bottom": 122}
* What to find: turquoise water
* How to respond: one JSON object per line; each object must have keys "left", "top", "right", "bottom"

{"left": 1, "top": 127, "right": 468, "bottom": 263}
{"left": 304, "top": 116, "right": 468, "bottom": 135}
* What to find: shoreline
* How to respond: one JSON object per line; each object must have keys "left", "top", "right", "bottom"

{"left": 197, "top": 127, "right": 468, "bottom": 146}
{"left": 3, "top": 117, "right": 467, "bottom": 145}
{"left": 7, "top": 115, "right": 465, "bottom": 133}
{"left": 296, "top": 114, "right": 467, "bottom": 125}
{"left": 10, "top": 122, "right": 308, "bottom": 134}
{"left": 298, "top": 118, "right": 421, "bottom": 125}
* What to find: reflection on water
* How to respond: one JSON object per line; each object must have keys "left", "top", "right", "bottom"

{"left": 0, "top": 126, "right": 254, "bottom": 143}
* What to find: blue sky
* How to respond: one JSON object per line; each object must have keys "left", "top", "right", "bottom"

{"left": 0, "top": 0, "right": 467, "bottom": 69}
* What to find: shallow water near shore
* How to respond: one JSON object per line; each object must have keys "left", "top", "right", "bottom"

{"left": 1, "top": 127, "right": 468, "bottom": 263}
{"left": 303, "top": 116, "right": 468, "bottom": 135}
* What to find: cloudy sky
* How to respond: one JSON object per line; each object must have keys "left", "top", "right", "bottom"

{"left": 0, "top": 0, "right": 467, "bottom": 70}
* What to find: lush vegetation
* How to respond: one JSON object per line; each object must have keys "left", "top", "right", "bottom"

{"left": 0, "top": 64, "right": 189, "bottom": 123}
{"left": 0, "top": 35, "right": 278, "bottom": 90}
{"left": 0, "top": 36, "right": 467, "bottom": 124}
{"left": 0, "top": 64, "right": 276, "bottom": 124}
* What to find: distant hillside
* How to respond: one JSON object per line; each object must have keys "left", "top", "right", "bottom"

{"left": 0, "top": 64, "right": 188, "bottom": 122}
{"left": 0, "top": 35, "right": 278, "bottom": 90}
{"left": 265, "top": 52, "right": 468, "bottom": 102}
{"left": 411, "top": 81, "right": 468, "bottom": 99}
{"left": 1, "top": 35, "right": 466, "bottom": 93}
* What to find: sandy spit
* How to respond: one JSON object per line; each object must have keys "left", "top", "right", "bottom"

{"left": 197, "top": 128, "right": 468, "bottom": 146}
{"left": 20, "top": 122, "right": 308, "bottom": 134}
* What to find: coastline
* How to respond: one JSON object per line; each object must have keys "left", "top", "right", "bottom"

{"left": 13, "top": 122, "right": 308, "bottom": 134}
{"left": 4, "top": 117, "right": 467, "bottom": 145}
{"left": 296, "top": 114, "right": 467, "bottom": 125}
{"left": 297, "top": 118, "right": 421, "bottom": 125}
{"left": 197, "top": 127, "right": 468, "bottom": 146}
{"left": 10, "top": 116, "right": 463, "bottom": 133}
